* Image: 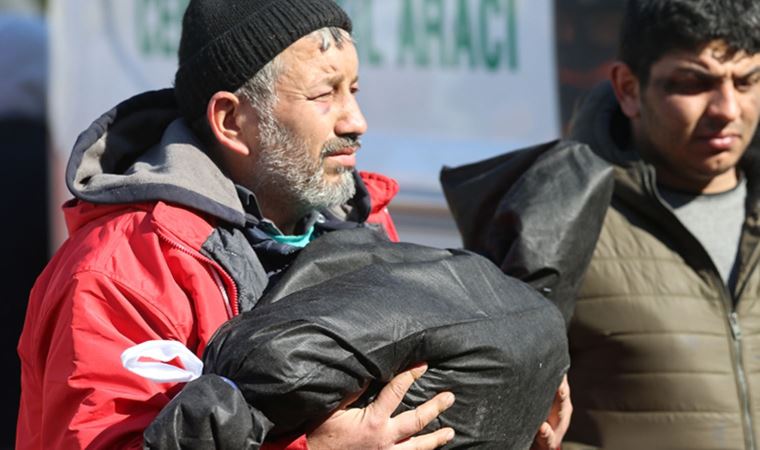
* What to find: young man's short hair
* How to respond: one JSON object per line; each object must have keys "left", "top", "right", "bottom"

{"left": 619, "top": 0, "right": 760, "bottom": 84}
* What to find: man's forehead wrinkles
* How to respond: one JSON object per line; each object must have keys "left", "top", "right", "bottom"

{"left": 280, "top": 54, "right": 333, "bottom": 86}
{"left": 306, "top": 64, "right": 342, "bottom": 86}
{"left": 313, "top": 60, "right": 358, "bottom": 84}
{"left": 284, "top": 38, "right": 328, "bottom": 65}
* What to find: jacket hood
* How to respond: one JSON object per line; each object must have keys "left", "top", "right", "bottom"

{"left": 66, "top": 89, "right": 247, "bottom": 226}
{"left": 358, "top": 170, "right": 398, "bottom": 214}
{"left": 567, "top": 81, "right": 640, "bottom": 168}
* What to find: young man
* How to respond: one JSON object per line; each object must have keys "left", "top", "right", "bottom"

{"left": 565, "top": 1, "right": 760, "bottom": 448}
{"left": 444, "top": 0, "right": 760, "bottom": 448}
{"left": 16, "top": 1, "right": 454, "bottom": 449}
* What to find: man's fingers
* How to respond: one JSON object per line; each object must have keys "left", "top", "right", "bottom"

{"left": 531, "top": 375, "right": 573, "bottom": 450}
{"left": 370, "top": 363, "right": 429, "bottom": 417}
{"left": 558, "top": 376, "right": 570, "bottom": 399}
{"left": 545, "top": 423, "right": 562, "bottom": 450}
{"left": 394, "top": 427, "right": 455, "bottom": 450}
{"left": 391, "top": 391, "right": 455, "bottom": 441}
{"left": 362, "top": 364, "right": 455, "bottom": 448}
{"left": 554, "top": 376, "right": 572, "bottom": 438}
{"left": 530, "top": 423, "right": 553, "bottom": 450}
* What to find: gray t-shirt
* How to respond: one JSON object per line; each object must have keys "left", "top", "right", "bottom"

{"left": 659, "top": 178, "right": 747, "bottom": 289}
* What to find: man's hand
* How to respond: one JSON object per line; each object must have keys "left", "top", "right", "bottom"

{"left": 531, "top": 375, "right": 572, "bottom": 450}
{"left": 307, "top": 363, "right": 456, "bottom": 450}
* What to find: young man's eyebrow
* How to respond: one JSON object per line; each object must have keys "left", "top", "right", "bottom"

{"left": 736, "top": 66, "right": 760, "bottom": 80}
{"left": 669, "top": 64, "right": 760, "bottom": 80}
{"left": 670, "top": 66, "right": 720, "bottom": 79}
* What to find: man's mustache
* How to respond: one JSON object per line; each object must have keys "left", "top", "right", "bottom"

{"left": 322, "top": 136, "right": 361, "bottom": 156}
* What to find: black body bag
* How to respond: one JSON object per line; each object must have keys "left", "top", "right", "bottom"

{"left": 145, "top": 228, "right": 569, "bottom": 449}
{"left": 440, "top": 140, "right": 614, "bottom": 323}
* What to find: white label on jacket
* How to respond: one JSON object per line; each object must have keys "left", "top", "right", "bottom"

{"left": 120, "top": 340, "right": 203, "bottom": 383}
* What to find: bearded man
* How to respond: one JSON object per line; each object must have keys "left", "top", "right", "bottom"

{"left": 16, "top": 1, "right": 456, "bottom": 449}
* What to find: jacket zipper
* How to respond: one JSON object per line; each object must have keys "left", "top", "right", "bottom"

{"left": 724, "top": 205, "right": 760, "bottom": 450}
{"left": 156, "top": 229, "right": 240, "bottom": 317}
{"left": 729, "top": 306, "right": 756, "bottom": 450}
{"left": 729, "top": 234, "right": 760, "bottom": 450}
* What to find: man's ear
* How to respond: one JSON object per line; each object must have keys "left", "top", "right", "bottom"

{"left": 206, "top": 91, "right": 254, "bottom": 156}
{"left": 610, "top": 62, "right": 641, "bottom": 119}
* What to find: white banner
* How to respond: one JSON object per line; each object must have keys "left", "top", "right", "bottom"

{"left": 338, "top": 0, "right": 559, "bottom": 197}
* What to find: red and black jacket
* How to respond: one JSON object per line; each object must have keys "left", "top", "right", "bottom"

{"left": 17, "top": 89, "right": 398, "bottom": 450}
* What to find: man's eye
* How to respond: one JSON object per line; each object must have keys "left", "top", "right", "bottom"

{"left": 735, "top": 75, "right": 760, "bottom": 92}
{"left": 310, "top": 91, "right": 333, "bottom": 100}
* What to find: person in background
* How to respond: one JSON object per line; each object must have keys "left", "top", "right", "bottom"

{"left": 444, "top": 0, "right": 760, "bottom": 448}
{"left": 0, "top": 12, "right": 48, "bottom": 450}
{"left": 565, "top": 0, "right": 760, "bottom": 447}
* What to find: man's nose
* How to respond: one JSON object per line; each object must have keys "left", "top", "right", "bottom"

{"left": 708, "top": 81, "right": 741, "bottom": 123}
{"left": 335, "top": 93, "right": 368, "bottom": 137}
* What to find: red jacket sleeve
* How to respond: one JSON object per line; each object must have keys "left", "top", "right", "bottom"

{"left": 262, "top": 435, "right": 310, "bottom": 450}
{"left": 18, "top": 266, "right": 309, "bottom": 450}
{"left": 17, "top": 271, "right": 196, "bottom": 450}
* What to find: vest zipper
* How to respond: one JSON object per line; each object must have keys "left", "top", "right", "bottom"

{"left": 729, "top": 310, "right": 756, "bottom": 450}
{"left": 155, "top": 229, "right": 240, "bottom": 317}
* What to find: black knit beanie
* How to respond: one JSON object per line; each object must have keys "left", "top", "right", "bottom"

{"left": 174, "top": 0, "right": 352, "bottom": 121}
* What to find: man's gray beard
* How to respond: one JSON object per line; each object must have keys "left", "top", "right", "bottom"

{"left": 252, "top": 114, "right": 357, "bottom": 215}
